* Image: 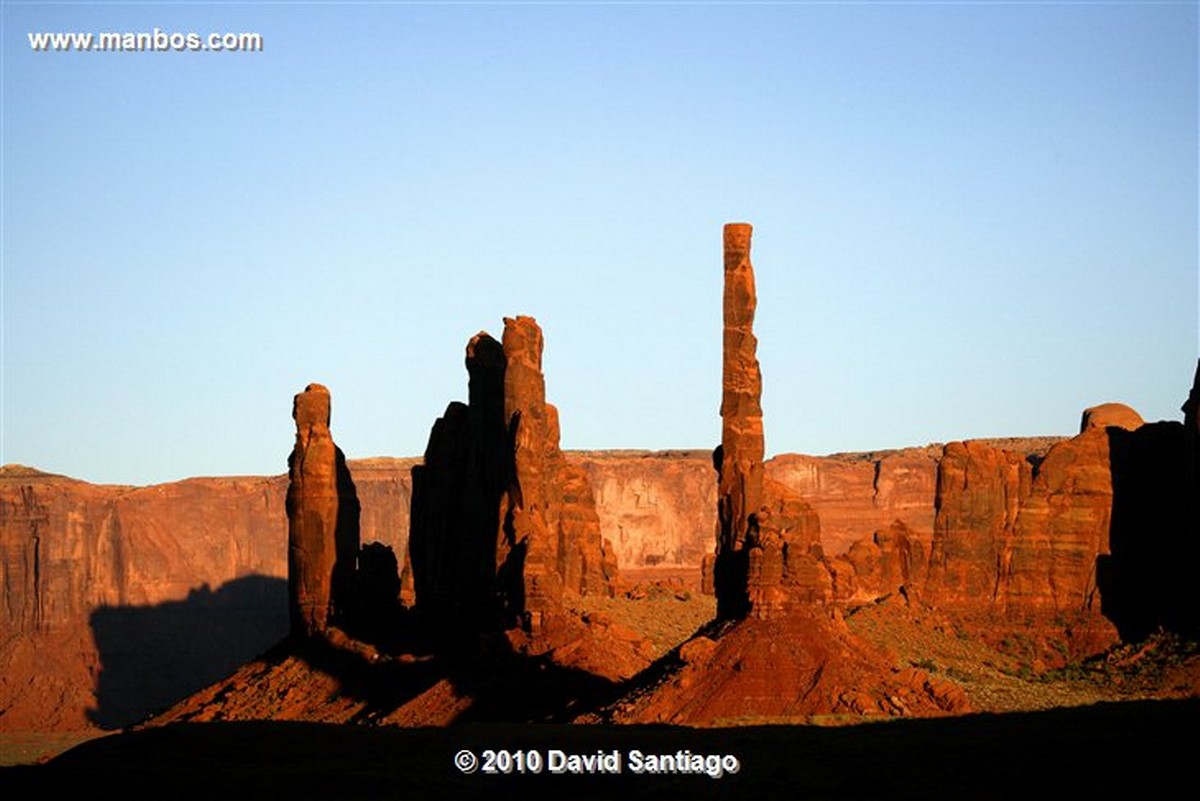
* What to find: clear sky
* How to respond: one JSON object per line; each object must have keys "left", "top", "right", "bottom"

{"left": 2, "top": 1, "right": 1196, "bottom": 486}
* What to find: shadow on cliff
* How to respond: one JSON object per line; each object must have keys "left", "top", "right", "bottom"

{"left": 87, "top": 574, "right": 288, "bottom": 729}
{"left": 1098, "top": 421, "right": 1196, "bottom": 641}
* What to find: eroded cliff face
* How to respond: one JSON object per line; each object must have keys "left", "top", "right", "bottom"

{"left": 767, "top": 451, "right": 939, "bottom": 558}
{"left": 0, "top": 461, "right": 408, "bottom": 731}
{"left": 573, "top": 451, "right": 715, "bottom": 568}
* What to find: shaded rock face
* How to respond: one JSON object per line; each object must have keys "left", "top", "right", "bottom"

{"left": 408, "top": 333, "right": 508, "bottom": 637}
{"left": 409, "top": 317, "right": 618, "bottom": 644}
{"left": 286, "top": 384, "right": 360, "bottom": 639}
{"left": 1099, "top": 420, "right": 1190, "bottom": 640}
{"left": 1186, "top": 360, "right": 1200, "bottom": 634}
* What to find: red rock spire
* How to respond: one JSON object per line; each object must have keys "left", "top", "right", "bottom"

{"left": 286, "top": 383, "right": 358, "bottom": 638}
{"left": 714, "top": 223, "right": 765, "bottom": 618}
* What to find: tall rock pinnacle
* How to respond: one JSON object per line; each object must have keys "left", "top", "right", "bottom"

{"left": 711, "top": 224, "right": 824, "bottom": 620}
{"left": 714, "top": 223, "right": 765, "bottom": 619}
{"left": 286, "top": 383, "right": 359, "bottom": 639}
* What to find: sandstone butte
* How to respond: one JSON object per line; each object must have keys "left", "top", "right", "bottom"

{"left": 2, "top": 223, "right": 1197, "bottom": 731}
{"left": 405, "top": 316, "right": 643, "bottom": 677}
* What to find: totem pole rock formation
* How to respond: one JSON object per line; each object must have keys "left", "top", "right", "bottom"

{"left": 409, "top": 316, "right": 618, "bottom": 645}
{"left": 286, "top": 383, "right": 359, "bottom": 639}
{"left": 712, "top": 223, "right": 764, "bottom": 619}
{"left": 711, "top": 223, "right": 823, "bottom": 620}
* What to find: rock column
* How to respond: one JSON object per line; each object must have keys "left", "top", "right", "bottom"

{"left": 498, "top": 315, "right": 564, "bottom": 632}
{"left": 286, "top": 383, "right": 358, "bottom": 638}
{"left": 714, "top": 223, "right": 765, "bottom": 619}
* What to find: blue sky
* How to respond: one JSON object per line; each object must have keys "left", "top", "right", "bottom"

{"left": 2, "top": 2, "right": 1196, "bottom": 485}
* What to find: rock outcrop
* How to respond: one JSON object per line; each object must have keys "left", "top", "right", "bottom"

{"left": 3, "top": 344, "right": 1193, "bottom": 732}
{"left": 767, "top": 450, "right": 939, "bottom": 557}
{"left": 572, "top": 450, "right": 715, "bottom": 569}
{"left": 925, "top": 441, "right": 1028, "bottom": 608}
{"left": 285, "top": 384, "right": 360, "bottom": 638}
{"left": 1082, "top": 403, "right": 1145, "bottom": 433}
{"left": 408, "top": 317, "right": 620, "bottom": 646}
{"left": 407, "top": 332, "right": 509, "bottom": 637}
{"left": 710, "top": 223, "right": 826, "bottom": 620}
{"left": 712, "top": 223, "right": 766, "bottom": 619}
{"left": 612, "top": 221, "right": 970, "bottom": 726}
{"left": 607, "top": 613, "right": 969, "bottom": 725}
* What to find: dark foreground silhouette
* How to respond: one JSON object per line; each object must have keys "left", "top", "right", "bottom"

{"left": 4, "top": 698, "right": 1196, "bottom": 800}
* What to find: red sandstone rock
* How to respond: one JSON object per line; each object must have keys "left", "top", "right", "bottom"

{"left": 286, "top": 384, "right": 359, "bottom": 638}
{"left": 495, "top": 316, "right": 620, "bottom": 631}
{"left": 0, "top": 468, "right": 288, "bottom": 730}
{"left": 1008, "top": 428, "right": 1113, "bottom": 616}
{"left": 497, "top": 317, "right": 563, "bottom": 630}
{"left": 766, "top": 450, "right": 938, "bottom": 557}
{"left": 410, "top": 317, "right": 621, "bottom": 645}
{"left": 926, "top": 440, "right": 1028, "bottom": 608}
{"left": 610, "top": 610, "right": 970, "bottom": 724}
{"left": 713, "top": 223, "right": 766, "bottom": 619}
{"left": 749, "top": 477, "right": 825, "bottom": 615}
{"left": 846, "top": 520, "right": 925, "bottom": 600}
{"left": 0, "top": 458, "right": 410, "bottom": 731}
{"left": 573, "top": 451, "right": 716, "bottom": 568}
{"left": 1081, "top": 403, "right": 1145, "bottom": 433}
